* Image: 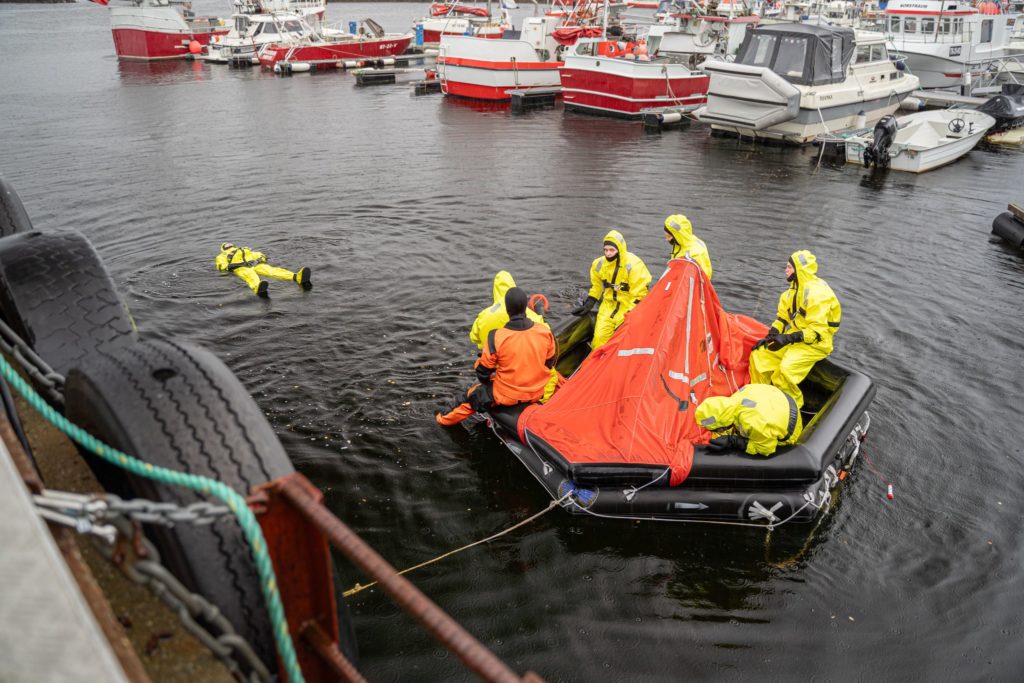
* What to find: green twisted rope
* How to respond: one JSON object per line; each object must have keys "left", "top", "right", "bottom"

{"left": 0, "top": 355, "right": 305, "bottom": 683}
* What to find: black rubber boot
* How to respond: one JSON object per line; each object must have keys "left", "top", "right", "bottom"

{"left": 295, "top": 266, "right": 312, "bottom": 290}
{"left": 256, "top": 281, "right": 269, "bottom": 298}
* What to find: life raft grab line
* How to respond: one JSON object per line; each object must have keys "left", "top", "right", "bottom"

{"left": 343, "top": 490, "right": 573, "bottom": 598}
{"left": 0, "top": 354, "right": 307, "bottom": 683}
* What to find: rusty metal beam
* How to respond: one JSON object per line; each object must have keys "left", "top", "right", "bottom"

{"left": 274, "top": 473, "right": 540, "bottom": 683}
{"left": 300, "top": 621, "right": 367, "bottom": 683}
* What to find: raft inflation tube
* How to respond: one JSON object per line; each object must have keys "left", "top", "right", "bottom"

{"left": 484, "top": 314, "right": 875, "bottom": 526}
{"left": 992, "top": 211, "right": 1024, "bottom": 249}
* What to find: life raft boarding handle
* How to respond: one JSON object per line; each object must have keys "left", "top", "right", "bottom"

{"left": 528, "top": 294, "right": 549, "bottom": 316}
{"left": 0, "top": 353, "right": 306, "bottom": 683}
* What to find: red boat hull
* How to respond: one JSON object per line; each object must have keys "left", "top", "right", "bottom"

{"left": 560, "top": 67, "right": 709, "bottom": 118}
{"left": 259, "top": 35, "right": 413, "bottom": 66}
{"left": 112, "top": 27, "right": 221, "bottom": 61}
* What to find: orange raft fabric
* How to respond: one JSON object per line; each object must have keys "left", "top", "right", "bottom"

{"left": 551, "top": 26, "right": 605, "bottom": 46}
{"left": 518, "top": 259, "right": 767, "bottom": 486}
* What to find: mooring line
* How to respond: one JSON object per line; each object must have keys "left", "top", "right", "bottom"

{"left": 343, "top": 491, "right": 572, "bottom": 597}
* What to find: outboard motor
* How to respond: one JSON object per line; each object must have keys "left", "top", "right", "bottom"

{"left": 862, "top": 115, "right": 898, "bottom": 169}
{"left": 976, "top": 84, "right": 1024, "bottom": 134}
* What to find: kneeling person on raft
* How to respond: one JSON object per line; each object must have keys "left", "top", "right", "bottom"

{"left": 216, "top": 242, "right": 312, "bottom": 298}
{"left": 695, "top": 383, "right": 803, "bottom": 456}
{"left": 436, "top": 287, "right": 557, "bottom": 427}
{"left": 748, "top": 249, "right": 841, "bottom": 409}
{"left": 570, "top": 229, "right": 651, "bottom": 349}
{"left": 664, "top": 213, "right": 712, "bottom": 280}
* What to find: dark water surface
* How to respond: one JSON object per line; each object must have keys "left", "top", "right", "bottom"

{"left": 3, "top": 3, "right": 1024, "bottom": 680}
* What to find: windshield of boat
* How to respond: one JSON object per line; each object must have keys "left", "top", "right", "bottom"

{"left": 740, "top": 33, "right": 778, "bottom": 67}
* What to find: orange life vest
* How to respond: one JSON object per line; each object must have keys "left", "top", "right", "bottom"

{"left": 476, "top": 321, "right": 557, "bottom": 405}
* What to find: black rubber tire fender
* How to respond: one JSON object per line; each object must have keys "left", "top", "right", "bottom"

{"left": 0, "top": 230, "right": 136, "bottom": 377}
{"left": 64, "top": 337, "right": 297, "bottom": 670}
{"left": 0, "top": 176, "right": 34, "bottom": 237}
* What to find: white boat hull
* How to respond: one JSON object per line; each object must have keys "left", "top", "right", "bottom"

{"left": 845, "top": 109, "right": 995, "bottom": 172}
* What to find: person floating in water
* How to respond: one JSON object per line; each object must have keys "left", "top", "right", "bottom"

{"left": 749, "top": 249, "right": 841, "bottom": 409}
{"left": 695, "top": 383, "right": 803, "bottom": 456}
{"left": 664, "top": 213, "right": 712, "bottom": 280}
{"left": 437, "top": 287, "right": 556, "bottom": 426}
{"left": 215, "top": 242, "right": 311, "bottom": 298}
{"left": 570, "top": 229, "right": 651, "bottom": 349}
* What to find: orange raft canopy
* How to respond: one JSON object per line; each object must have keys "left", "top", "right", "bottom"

{"left": 518, "top": 258, "right": 767, "bottom": 486}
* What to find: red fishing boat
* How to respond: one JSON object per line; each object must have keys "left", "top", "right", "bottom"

{"left": 94, "top": 0, "right": 228, "bottom": 61}
{"left": 414, "top": 2, "right": 512, "bottom": 45}
{"left": 258, "top": 18, "right": 413, "bottom": 68}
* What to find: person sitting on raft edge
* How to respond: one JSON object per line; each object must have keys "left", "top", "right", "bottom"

{"left": 570, "top": 229, "right": 651, "bottom": 350}
{"left": 695, "top": 383, "right": 803, "bottom": 456}
{"left": 216, "top": 242, "right": 312, "bottom": 298}
{"left": 748, "top": 249, "right": 841, "bottom": 410}
{"left": 436, "top": 287, "right": 557, "bottom": 427}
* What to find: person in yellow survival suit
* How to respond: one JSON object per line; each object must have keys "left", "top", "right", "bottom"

{"left": 694, "top": 383, "right": 803, "bottom": 456}
{"left": 748, "top": 250, "right": 841, "bottom": 409}
{"left": 215, "top": 243, "right": 311, "bottom": 298}
{"left": 469, "top": 271, "right": 545, "bottom": 350}
{"left": 664, "top": 214, "right": 712, "bottom": 280}
{"left": 570, "top": 229, "right": 651, "bottom": 349}
{"left": 437, "top": 287, "right": 557, "bottom": 426}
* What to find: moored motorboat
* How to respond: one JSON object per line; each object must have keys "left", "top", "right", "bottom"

{"left": 101, "top": 0, "right": 228, "bottom": 61}
{"left": 559, "top": 9, "right": 757, "bottom": 118}
{"left": 470, "top": 259, "right": 875, "bottom": 526}
{"left": 844, "top": 108, "right": 995, "bottom": 172}
{"left": 695, "top": 24, "right": 919, "bottom": 143}
{"left": 413, "top": 2, "right": 513, "bottom": 46}
{"left": 882, "top": 0, "right": 1020, "bottom": 90}
{"left": 203, "top": 0, "right": 326, "bottom": 65}
{"left": 258, "top": 18, "right": 413, "bottom": 68}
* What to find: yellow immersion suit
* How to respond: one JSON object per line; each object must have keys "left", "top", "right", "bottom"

{"left": 664, "top": 214, "right": 712, "bottom": 280}
{"left": 469, "top": 271, "right": 545, "bottom": 349}
{"left": 586, "top": 230, "right": 651, "bottom": 349}
{"left": 215, "top": 243, "right": 310, "bottom": 297}
{"left": 695, "top": 383, "right": 803, "bottom": 456}
{"left": 749, "top": 249, "right": 841, "bottom": 409}
{"left": 470, "top": 271, "right": 561, "bottom": 402}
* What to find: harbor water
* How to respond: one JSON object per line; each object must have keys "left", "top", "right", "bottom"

{"left": 2, "top": 2, "right": 1023, "bottom": 680}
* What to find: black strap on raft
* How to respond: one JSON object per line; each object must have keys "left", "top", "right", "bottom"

{"left": 783, "top": 393, "right": 798, "bottom": 441}
{"left": 659, "top": 375, "right": 688, "bottom": 412}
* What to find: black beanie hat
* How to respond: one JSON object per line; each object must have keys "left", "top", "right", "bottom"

{"left": 505, "top": 287, "right": 528, "bottom": 316}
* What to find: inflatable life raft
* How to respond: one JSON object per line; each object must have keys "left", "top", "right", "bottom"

{"left": 481, "top": 259, "right": 875, "bottom": 526}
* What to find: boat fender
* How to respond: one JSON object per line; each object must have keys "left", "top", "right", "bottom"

{"left": 899, "top": 96, "right": 923, "bottom": 112}
{"left": 992, "top": 211, "right": 1024, "bottom": 249}
{"left": 290, "top": 62, "right": 312, "bottom": 73}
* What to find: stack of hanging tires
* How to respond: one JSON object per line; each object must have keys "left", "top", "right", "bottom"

{"left": 0, "top": 176, "right": 355, "bottom": 677}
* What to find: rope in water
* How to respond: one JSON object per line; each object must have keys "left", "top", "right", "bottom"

{"left": 344, "top": 491, "right": 573, "bottom": 598}
{"left": 0, "top": 354, "right": 305, "bottom": 683}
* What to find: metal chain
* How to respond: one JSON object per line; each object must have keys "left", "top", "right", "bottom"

{"left": 91, "top": 517, "right": 273, "bottom": 683}
{"left": 0, "top": 317, "right": 64, "bottom": 407}
{"left": 33, "top": 491, "right": 270, "bottom": 681}
{"left": 34, "top": 489, "right": 232, "bottom": 528}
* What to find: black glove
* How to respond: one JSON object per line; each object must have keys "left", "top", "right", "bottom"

{"left": 570, "top": 296, "right": 597, "bottom": 316}
{"left": 475, "top": 364, "right": 493, "bottom": 385}
{"left": 707, "top": 435, "right": 748, "bottom": 452}
{"left": 752, "top": 331, "right": 779, "bottom": 351}
{"left": 766, "top": 331, "right": 803, "bottom": 352}
{"left": 618, "top": 282, "right": 629, "bottom": 292}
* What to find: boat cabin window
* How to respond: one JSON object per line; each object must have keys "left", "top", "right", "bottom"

{"left": 871, "top": 44, "right": 888, "bottom": 61}
{"left": 830, "top": 36, "right": 842, "bottom": 75}
{"left": 575, "top": 41, "right": 595, "bottom": 56}
{"left": 744, "top": 33, "right": 778, "bottom": 67}
{"left": 920, "top": 17, "right": 935, "bottom": 35}
{"left": 259, "top": 24, "right": 277, "bottom": 37}
{"left": 855, "top": 44, "right": 871, "bottom": 63}
{"left": 904, "top": 17, "right": 917, "bottom": 34}
{"left": 981, "top": 19, "right": 993, "bottom": 43}
{"left": 887, "top": 15, "right": 900, "bottom": 33}
{"left": 773, "top": 36, "right": 808, "bottom": 78}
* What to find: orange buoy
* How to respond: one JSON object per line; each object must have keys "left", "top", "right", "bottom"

{"left": 188, "top": 40, "right": 202, "bottom": 54}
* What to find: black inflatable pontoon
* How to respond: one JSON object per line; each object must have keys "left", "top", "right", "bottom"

{"left": 484, "top": 315, "right": 875, "bottom": 527}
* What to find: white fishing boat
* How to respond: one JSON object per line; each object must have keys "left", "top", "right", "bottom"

{"left": 695, "top": 24, "right": 919, "bottom": 143}
{"left": 844, "top": 108, "right": 995, "bottom": 172}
